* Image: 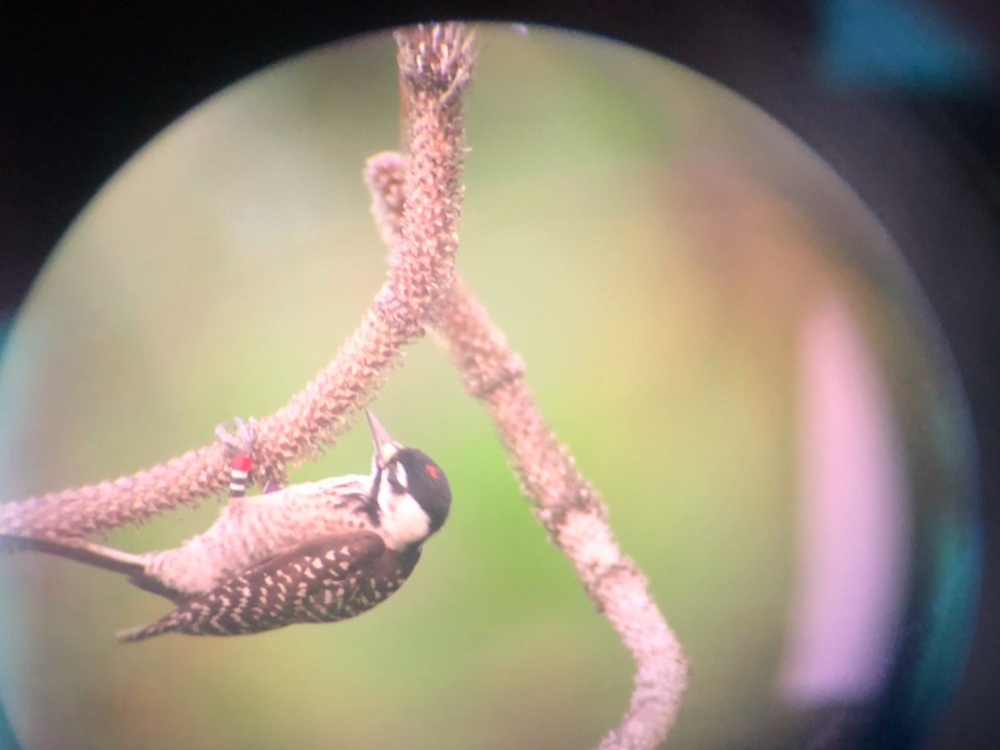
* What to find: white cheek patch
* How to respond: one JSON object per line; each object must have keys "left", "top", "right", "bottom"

{"left": 378, "top": 491, "right": 431, "bottom": 550}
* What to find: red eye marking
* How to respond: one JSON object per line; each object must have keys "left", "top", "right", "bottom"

{"left": 425, "top": 465, "right": 441, "bottom": 479}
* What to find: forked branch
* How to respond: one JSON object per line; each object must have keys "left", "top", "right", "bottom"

{"left": 367, "top": 150, "right": 688, "bottom": 750}
{"left": 1, "top": 22, "right": 686, "bottom": 749}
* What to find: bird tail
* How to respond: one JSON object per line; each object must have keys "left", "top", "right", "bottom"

{"left": 116, "top": 619, "right": 174, "bottom": 643}
{"left": 1, "top": 533, "right": 182, "bottom": 602}
{"left": 1, "top": 533, "right": 146, "bottom": 575}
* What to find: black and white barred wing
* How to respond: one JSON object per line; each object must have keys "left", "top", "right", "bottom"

{"left": 118, "top": 532, "right": 389, "bottom": 642}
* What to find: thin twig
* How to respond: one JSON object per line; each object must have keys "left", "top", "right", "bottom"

{"left": 366, "top": 151, "right": 688, "bottom": 750}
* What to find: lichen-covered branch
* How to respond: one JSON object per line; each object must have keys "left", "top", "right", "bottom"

{"left": 0, "top": 23, "right": 475, "bottom": 540}
{"left": 366, "top": 152, "right": 688, "bottom": 750}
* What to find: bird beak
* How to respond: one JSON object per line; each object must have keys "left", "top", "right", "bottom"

{"left": 366, "top": 410, "right": 400, "bottom": 469}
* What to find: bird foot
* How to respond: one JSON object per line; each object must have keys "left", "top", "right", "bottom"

{"left": 215, "top": 417, "right": 258, "bottom": 457}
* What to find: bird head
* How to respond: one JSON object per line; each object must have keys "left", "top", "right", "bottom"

{"left": 366, "top": 411, "right": 451, "bottom": 550}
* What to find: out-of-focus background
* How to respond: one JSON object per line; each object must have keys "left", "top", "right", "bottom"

{"left": 1, "top": 4, "right": 998, "bottom": 750}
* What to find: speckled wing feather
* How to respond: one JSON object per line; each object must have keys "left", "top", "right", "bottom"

{"left": 118, "top": 531, "right": 401, "bottom": 642}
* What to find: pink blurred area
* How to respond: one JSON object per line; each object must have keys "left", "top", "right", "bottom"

{"left": 781, "top": 295, "right": 910, "bottom": 704}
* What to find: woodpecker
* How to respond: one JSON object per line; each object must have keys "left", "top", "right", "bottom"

{"left": 1, "top": 412, "right": 451, "bottom": 642}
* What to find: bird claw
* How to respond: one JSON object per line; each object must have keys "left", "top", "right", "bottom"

{"left": 215, "top": 417, "right": 258, "bottom": 456}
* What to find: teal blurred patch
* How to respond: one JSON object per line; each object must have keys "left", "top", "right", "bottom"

{"left": 0, "top": 318, "right": 10, "bottom": 359}
{"left": 820, "top": 0, "right": 990, "bottom": 92}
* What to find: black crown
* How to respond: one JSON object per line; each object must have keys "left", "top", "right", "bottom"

{"left": 396, "top": 448, "right": 451, "bottom": 532}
